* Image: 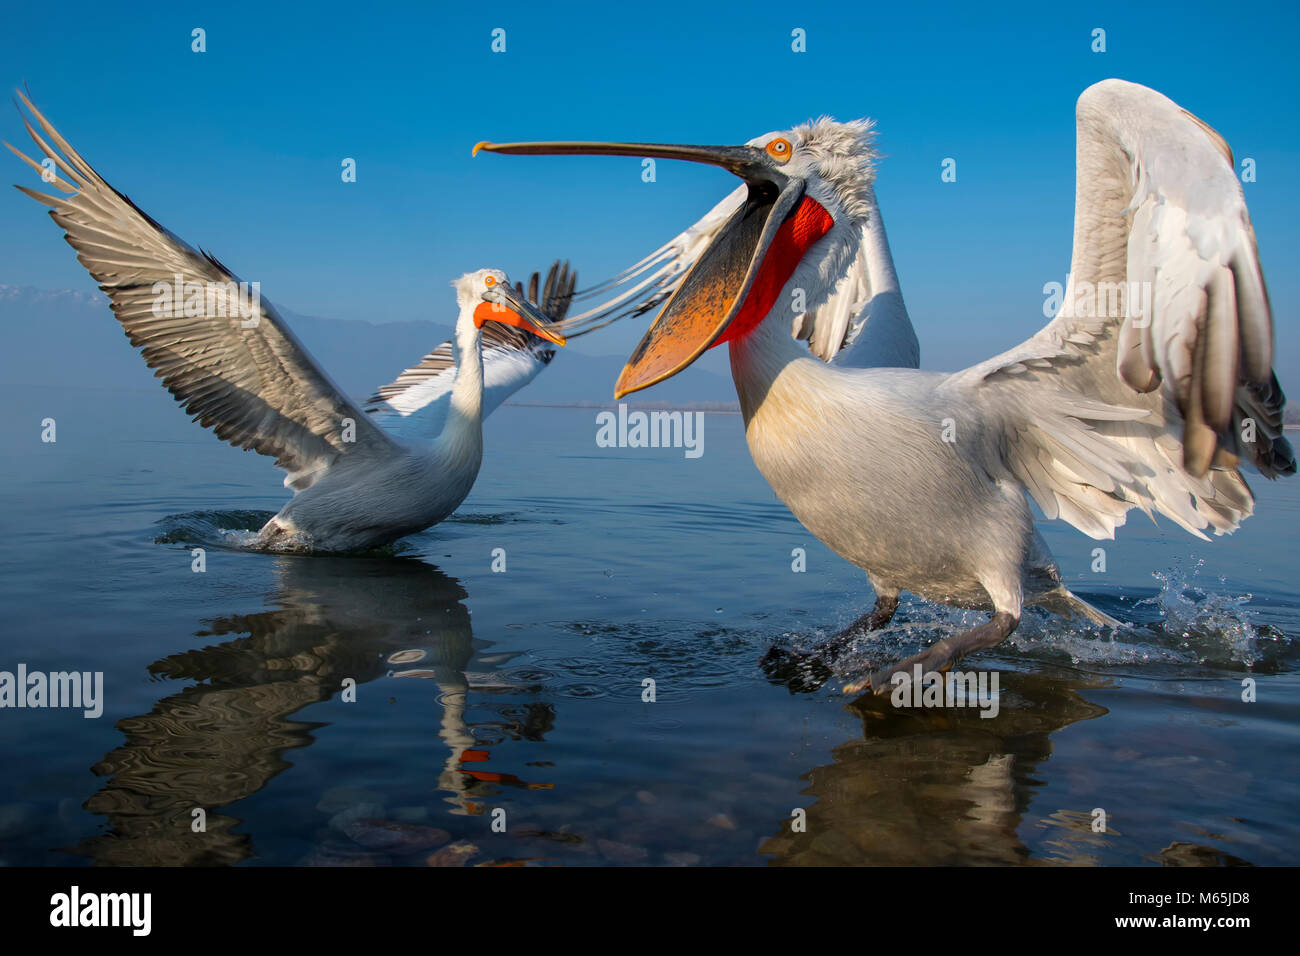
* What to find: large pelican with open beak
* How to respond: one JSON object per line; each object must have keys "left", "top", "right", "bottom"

{"left": 9, "top": 93, "right": 567, "bottom": 553}
{"left": 478, "top": 79, "right": 1295, "bottom": 693}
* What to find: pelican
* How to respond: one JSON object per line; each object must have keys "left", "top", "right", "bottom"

{"left": 8, "top": 94, "right": 569, "bottom": 553}
{"left": 478, "top": 79, "right": 1295, "bottom": 693}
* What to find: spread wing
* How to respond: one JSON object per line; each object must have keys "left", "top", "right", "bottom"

{"left": 7, "top": 92, "right": 401, "bottom": 492}
{"left": 952, "top": 79, "right": 1293, "bottom": 541}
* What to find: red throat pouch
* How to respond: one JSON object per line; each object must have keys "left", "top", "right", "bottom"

{"left": 713, "top": 196, "right": 833, "bottom": 347}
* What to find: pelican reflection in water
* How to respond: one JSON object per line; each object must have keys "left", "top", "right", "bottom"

{"left": 73, "top": 558, "right": 552, "bottom": 866}
{"left": 761, "top": 669, "right": 1111, "bottom": 866}
{"left": 760, "top": 668, "right": 1259, "bottom": 866}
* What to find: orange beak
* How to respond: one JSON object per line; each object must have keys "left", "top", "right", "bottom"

{"left": 475, "top": 139, "right": 823, "bottom": 397}
{"left": 474, "top": 284, "right": 567, "bottom": 346}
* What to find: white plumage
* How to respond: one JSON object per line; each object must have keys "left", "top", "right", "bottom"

{"left": 363, "top": 264, "right": 576, "bottom": 441}
{"left": 483, "top": 79, "right": 1294, "bottom": 693}
{"left": 9, "top": 94, "right": 572, "bottom": 552}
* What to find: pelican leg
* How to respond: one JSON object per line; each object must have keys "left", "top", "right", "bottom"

{"left": 847, "top": 611, "right": 1019, "bottom": 696}
{"left": 817, "top": 592, "right": 899, "bottom": 660}
{"left": 760, "top": 591, "right": 899, "bottom": 692}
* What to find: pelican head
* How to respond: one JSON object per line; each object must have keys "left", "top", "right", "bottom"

{"left": 454, "top": 268, "right": 567, "bottom": 346}
{"left": 474, "top": 119, "right": 876, "bottom": 394}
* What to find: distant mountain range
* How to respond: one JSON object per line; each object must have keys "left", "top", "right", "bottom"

{"left": 0, "top": 284, "right": 738, "bottom": 407}
{"left": 3, "top": 283, "right": 1294, "bottom": 423}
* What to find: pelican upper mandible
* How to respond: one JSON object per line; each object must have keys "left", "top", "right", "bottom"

{"left": 478, "top": 79, "right": 1296, "bottom": 693}
{"left": 8, "top": 94, "right": 568, "bottom": 553}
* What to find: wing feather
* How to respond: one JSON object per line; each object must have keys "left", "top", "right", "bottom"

{"left": 953, "top": 79, "right": 1293, "bottom": 542}
{"left": 7, "top": 92, "right": 400, "bottom": 492}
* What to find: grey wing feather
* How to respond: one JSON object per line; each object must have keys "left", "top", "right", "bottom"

{"left": 7, "top": 91, "right": 400, "bottom": 492}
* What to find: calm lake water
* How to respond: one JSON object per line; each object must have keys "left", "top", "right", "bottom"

{"left": 1, "top": 383, "right": 1297, "bottom": 866}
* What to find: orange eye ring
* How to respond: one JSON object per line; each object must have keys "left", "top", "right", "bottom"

{"left": 484, "top": 274, "right": 497, "bottom": 287}
{"left": 765, "top": 137, "right": 792, "bottom": 162}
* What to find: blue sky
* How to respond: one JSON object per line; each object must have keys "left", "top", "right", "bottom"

{"left": 2, "top": 0, "right": 1298, "bottom": 384}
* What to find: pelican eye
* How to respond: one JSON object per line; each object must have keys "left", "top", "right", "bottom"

{"left": 484, "top": 274, "right": 497, "bottom": 287}
{"left": 765, "top": 138, "right": 792, "bottom": 162}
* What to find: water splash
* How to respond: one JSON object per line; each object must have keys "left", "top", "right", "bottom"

{"left": 793, "top": 559, "right": 1294, "bottom": 681}
{"left": 1136, "top": 557, "right": 1280, "bottom": 668}
{"left": 154, "top": 509, "right": 274, "bottom": 549}
{"left": 152, "top": 510, "right": 411, "bottom": 556}
{"left": 1018, "top": 559, "right": 1292, "bottom": 671}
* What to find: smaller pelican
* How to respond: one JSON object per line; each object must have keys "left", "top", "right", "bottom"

{"left": 8, "top": 94, "right": 567, "bottom": 552}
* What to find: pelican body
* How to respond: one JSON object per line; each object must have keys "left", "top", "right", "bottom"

{"left": 9, "top": 95, "right": 569, "bottom": 553}
{"left": 479, "top": 79, "right": 1295, "bottom": 692}
{"left": 259, "top": 269, "right": 568, "bottom": 551}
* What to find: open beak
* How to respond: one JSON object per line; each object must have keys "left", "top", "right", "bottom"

{"left": 475, "top": 283, "right": 567, "bottom": 346}
{"left": 475, "top": 140, "right": 819, "bottom": 397}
